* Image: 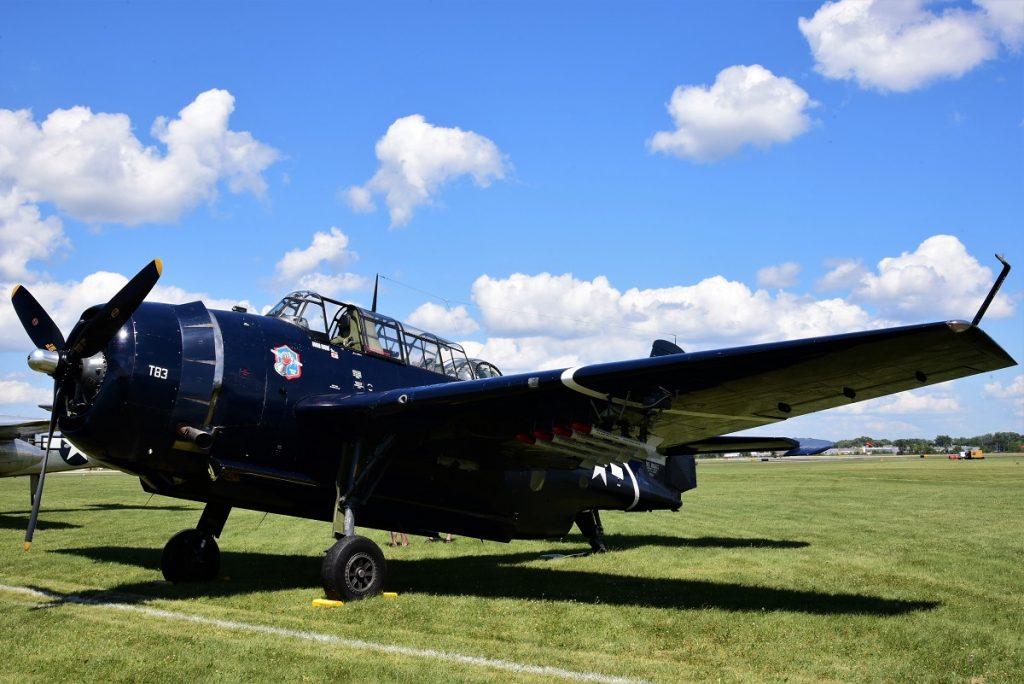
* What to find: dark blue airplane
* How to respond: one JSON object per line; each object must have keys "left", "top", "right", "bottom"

{"left": 10, "top": 257, "right": 1016, "bottom": 600}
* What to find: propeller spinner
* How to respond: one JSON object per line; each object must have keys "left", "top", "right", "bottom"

{"left": 10, "top": 259, "right": 163, "bottom": 549}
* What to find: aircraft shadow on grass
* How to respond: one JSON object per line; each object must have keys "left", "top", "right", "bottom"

{"left": 573, "top": 534, "right": 811, "bottom": 551}
{"left": 52, "top": 542, "right": 937, "bottom": 616}
{"left": 3, "top": 500, "right": 190, "bottom": 532}
{"left": 0, "top": 514, "right": 81, "bottom": 531}
{"left": 5, "top": 503, "right": 196, "bottom": 515}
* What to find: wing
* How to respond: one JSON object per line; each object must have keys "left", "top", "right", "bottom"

{"left": 296, "top": 321, "right": 1015, "bottom": 467}
{"left": 0, "top": 416, "right": 50, "bottom": 442}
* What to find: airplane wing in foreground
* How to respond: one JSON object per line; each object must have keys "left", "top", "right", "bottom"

{"left": 297, "top": 320, "right": 1015, "bottom": 468}
{"left": 0, "top": 417, "right": 50, "bottom": 442}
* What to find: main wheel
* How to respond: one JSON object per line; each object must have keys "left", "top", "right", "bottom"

{"left": 161, "top": 528, "right": 220, "bottom": 582}
{"left": 321, "top": 535, "right": 386, "bottom": 601}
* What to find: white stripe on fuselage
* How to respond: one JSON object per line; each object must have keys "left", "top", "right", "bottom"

{"left": 623, "top": 462, "right": 640, "bottom": 510}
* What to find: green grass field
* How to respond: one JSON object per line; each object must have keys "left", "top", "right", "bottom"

{"left": 2, "top": 455, "right": 1022, "bottom": 683}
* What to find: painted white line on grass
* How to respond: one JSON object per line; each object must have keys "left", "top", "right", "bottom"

{"left": 0, "top": 584, "right": 644, "bottom": 684}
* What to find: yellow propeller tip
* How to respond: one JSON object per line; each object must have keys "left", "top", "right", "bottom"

{"left": 11, "top": 284, "right": 21, "bottom": 298}
{"left": 23, "top": 542, "right": 32, "bottom": 551}
{"left": 154, "top": 258, "right": 163, "bottom": 276}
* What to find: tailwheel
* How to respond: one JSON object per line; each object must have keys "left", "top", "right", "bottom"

{"left": 575, "top": 509, "right": 609, "bottom": 553}
{"left": 161, "top": 528, "right": 220, "bottom": 582}
{"left": 321, "top": 535, "right": 386, "bottom": 601}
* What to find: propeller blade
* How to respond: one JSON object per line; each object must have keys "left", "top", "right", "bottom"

{"left": 68, "top": 258, "right": 163, "bottom": 360}
{"left": 11, "top": 285, "right": 65, "bottom": 352}
{"left": 24, "top": 385, "right": 62, "bottom": 550}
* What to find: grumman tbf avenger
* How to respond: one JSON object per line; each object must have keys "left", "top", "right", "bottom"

{"left": 10, "top": 257, "right": 1016, "bottom": 600}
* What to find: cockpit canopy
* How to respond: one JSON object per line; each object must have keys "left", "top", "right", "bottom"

{"left": 266, "top": 291, "right": 502, "bottom": 381}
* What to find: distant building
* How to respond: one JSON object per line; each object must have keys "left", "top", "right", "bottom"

{"left": 826, "top": 445, "right": 900, "bottom": 456}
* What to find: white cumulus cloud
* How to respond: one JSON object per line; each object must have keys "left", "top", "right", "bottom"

{"left": 0, "top": 376, "right": 52, "bottom": 405}
{"left": 407, "top": 302, "right": 480, "bottom": 338}
{"left": 466, "top": 270, "right": 871, "bottom": 374}
{"left": 0, "top": 270, "right": 257, "bottom": 353}
{"left": 818, "top": 258, "right": 868, "bottom": 292}
{"left": 985, "top": 373, "right": 1024, "bottom": 399}
{"left": 832, "top": 384, "right": 961, "bottom": 415}
{"left": 150, "top": 283, "right": 254, "bottom": 313}
{"left": 462, "top": 336, "right": 592, "bottom": 375}
{"left": 344, "top": 114, "right": 509, "bottom": 227}
{"left": 273, "top": 226, "right": 368, "bottom": 298}
{"left": 293, "top": 273, "right": 369, "bottom": 299}
{"left": 473, "top": 271, "right": 869, "bottom": 345}
{"left": 0, "top": 89, "right": 280, "bottom": 225}
{"left": 975, "top": 0, "right": 1024, "bottom": 48}
{"left": 798, "top": 0, "right": 1020, "bottom": 92}
{"left": 275, "top": 226, "right": 356, "bottom": 280}
{"left": 449, "top": 235, "right": 1009, "bottom": 377}
{"left": 985, "top": 373, "right": 1024, "bottom": 416}
{"left": 878, "top": 390, "right": 961, "bottom": 414}
{"left": 849, "top": 235, "right": 1013, "bottom": 320}
{"left": 649, "top": 64, "right": 816, "bottom": 162}
{"left": 757, "top": 262, "right": 801, "bottom": 288}
{"left": 0, "top": 185, "right": 69, "bottom": 281}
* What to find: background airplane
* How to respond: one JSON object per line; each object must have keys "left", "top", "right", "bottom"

{"left": 1, "top": 416, "right": 90, "bottom": 504}
{"left": 9, "top": 258, "right": 1016, "bottom": 601}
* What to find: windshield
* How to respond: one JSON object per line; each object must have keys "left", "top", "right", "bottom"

{"left": 266, "top": 291, "right": 336, "bottom": 336}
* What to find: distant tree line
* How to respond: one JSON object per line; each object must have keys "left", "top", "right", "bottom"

{"left": 834, "top": 432, "right": 1024, "bottom": 454}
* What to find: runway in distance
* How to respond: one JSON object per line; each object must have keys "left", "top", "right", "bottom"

{"left": 9, "top": 256, "right": 1016, "bottom": 600}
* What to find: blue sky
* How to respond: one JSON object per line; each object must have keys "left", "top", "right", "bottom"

{"left": 1, "top": 0, "right": 1021, "bottom": 441}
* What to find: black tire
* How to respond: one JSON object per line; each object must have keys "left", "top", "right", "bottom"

{"left": 321, "top": 535, "right": 386, "bottom": 601}
{"left": 161, "top": 528, "right": 220, "bottom": 582}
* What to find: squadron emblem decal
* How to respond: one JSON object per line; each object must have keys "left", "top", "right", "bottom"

{"left": 271, "top": 345, "right": 303, "bottom": 380}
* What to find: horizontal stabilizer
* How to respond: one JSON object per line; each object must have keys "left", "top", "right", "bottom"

{"left": 663, "top": 435, "right": 833, "bottom": 455}
{"left": 783, "top": 438, "right": 834, "bottom": 456}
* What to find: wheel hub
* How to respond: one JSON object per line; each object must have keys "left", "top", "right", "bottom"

{"left": 346, "top": 553, "right": 375, "bottom": 590}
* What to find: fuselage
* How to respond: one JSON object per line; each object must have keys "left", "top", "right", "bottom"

{"left": 61, "top": 300, "right": 685, "bottom": 541}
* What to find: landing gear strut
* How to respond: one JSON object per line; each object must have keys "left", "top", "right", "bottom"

{"left": 321, "top": 438, "right": 392, "bottom": 600}
{"left": 161, "top": 502, "right": 231, "bottom": 583}
{"left": 575, "top": 509, "right": 609, "bottom": 553}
